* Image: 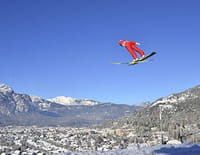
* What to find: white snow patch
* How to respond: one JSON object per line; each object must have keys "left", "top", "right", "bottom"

{"left": 30, "top": 96, "right": 43, "bottom": 102}
{"left": 159, "top": 104, "right": 173, "bottom": 110}
{"left": 167, "top": 140, "right": 182, "bottom": 144}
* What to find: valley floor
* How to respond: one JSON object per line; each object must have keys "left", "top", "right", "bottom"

{"left": 0, "top": 126, "right": 200, "bottom": 155}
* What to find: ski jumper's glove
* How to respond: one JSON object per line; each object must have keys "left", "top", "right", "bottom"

{"left": 136, "top": 42, "right": 141, "bottom": 46}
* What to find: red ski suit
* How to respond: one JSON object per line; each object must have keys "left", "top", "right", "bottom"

{"left": 119, "top": 40, "right": 145, "bottom": 60}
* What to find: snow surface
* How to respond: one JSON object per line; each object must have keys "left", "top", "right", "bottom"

{"left": 62, "top": 144, "right": 200, "bottom": 155}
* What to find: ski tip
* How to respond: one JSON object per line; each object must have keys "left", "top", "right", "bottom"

{"left": 112, "top": 62, "right": 121, "bottom": 64}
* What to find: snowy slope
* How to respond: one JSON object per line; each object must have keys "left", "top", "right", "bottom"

{"left": 151, "top": 85, "right": 200, "bottom": 107}
{"left": 63, "top": 144, "right": 200, "bottom": 155}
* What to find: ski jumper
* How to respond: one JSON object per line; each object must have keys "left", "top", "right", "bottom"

{"left": 118, "top": 40, "right": 145, "bottom": 60}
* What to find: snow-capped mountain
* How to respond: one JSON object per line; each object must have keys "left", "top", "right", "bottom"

{"left": 0, "top": 83, "right": 14, "bottom": 94}
{"left": 47, "top": 96, "right": 101, "bottom": 106}
{"left": 0, "top": 84, "right": 38, "bottom": 115}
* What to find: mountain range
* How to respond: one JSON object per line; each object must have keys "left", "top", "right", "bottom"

{"left": 0, "top": 83, "right": 144, "bottom": 127}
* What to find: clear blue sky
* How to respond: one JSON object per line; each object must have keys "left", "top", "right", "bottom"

{"left": 1, "top": 0, "right": 200, "bottom": 105}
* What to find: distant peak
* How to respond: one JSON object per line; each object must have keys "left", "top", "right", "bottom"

{"left": 47, "top": 96, "right": 101, "bottom": 106}
{"left": 0, "top": 83, "right": 14, "bottom": 94}
{"left": 47, "top": 96, "right": 77, "bottom": 105}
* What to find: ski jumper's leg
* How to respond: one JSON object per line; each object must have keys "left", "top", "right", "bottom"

{"left": 132, "top": 46, "right": 145, "bottom": 57}
{"left": 126, "top": 46, "right": 138, "bottom": 60}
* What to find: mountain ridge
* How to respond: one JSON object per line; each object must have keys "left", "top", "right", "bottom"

{"left": 0, "top": 83, "right": 143, "bottom": 127}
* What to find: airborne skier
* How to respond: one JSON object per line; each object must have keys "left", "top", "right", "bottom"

{"left": 118, "top": 40, "right": 145, "bottom": 62}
